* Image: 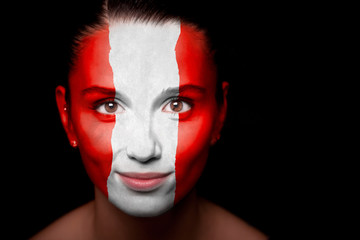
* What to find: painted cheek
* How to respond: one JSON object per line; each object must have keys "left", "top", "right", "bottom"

{"left": 69, "top": 27, "right": 115, "bottom": 197}
{"left": 175, "top": 109, "right": 214, "bottom": 204}
{"left": 174, "top": 24, "right": 216, "bottom": 204}
{"left": 77, "top": 114, "right": 114, "bottom": 197}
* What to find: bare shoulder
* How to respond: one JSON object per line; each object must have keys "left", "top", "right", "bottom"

{"left": 30, "top": 201, "right": 95, "bottom": 240}
{"left": 199, "top": 198, "right": 268, "bottom": 240}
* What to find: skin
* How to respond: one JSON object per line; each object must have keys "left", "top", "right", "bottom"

{"left": 31, "top": 20, "right": 268, "bottom": 240}
{"left": 31, "top": 190, "right": 268, "bottom": 240}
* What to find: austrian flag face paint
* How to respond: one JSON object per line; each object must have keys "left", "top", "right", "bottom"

{"left": 65, "top": 20, "right": 222, "bottom": 217}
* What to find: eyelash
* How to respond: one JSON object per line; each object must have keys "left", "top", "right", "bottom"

{"left": 91, "top": 98, "right": 120, "bottom": 110}
{"left": 163, "top": 97, "right": 193, "bottom": 108}
{"left": 91, "top": 97, "right": 193, "bottom": 115}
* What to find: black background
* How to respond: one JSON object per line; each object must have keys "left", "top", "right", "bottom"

{"left": 3, "top": 0, "right": 310, "bottom": 239}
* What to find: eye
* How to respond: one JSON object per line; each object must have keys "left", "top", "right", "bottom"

{"left": 162, "top": 99, "right": 192, "bottom": 113}
{"left": 96, "top": 101, "right": 125, "bottom": 115}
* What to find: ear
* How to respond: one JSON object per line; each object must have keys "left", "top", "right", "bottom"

{"left": 211, "top": 81, "right": 229, "bottom": 145}
{"left": 55, "top": 86, "right": 78, "bottom": 147}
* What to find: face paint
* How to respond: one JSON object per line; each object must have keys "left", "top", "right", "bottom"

{"left": 68, "top": 27, "right": 115, "bottom": 197}
{"left": 107, "top": 21, "right": 180, "bottom": 216}
{"left": 174, "top": 24, "right": 218, "bottom": 204}
{"left": 68, "top": 21, "right": 219, "bottom": 217}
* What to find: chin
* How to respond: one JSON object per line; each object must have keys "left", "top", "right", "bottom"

{"left": 107, "top": 177, "right": 176, "bottom": 217}
{"left": 108, "top": 192, "right": 175, "bottom": 217}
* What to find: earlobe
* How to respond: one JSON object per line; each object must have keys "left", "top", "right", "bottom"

{"left": 55, "top": 86, "right": 78, "bottom": 147}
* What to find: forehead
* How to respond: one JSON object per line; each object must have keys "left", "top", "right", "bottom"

{"left": 109, "top": 21, "right": 181, "bottom": 93}
{"left": 69, "top": 21, "right": 216, "bottom": 91}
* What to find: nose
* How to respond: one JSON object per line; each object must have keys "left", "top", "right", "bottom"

{"left": 126, "top": 118, "right": 161, "bottom": 163}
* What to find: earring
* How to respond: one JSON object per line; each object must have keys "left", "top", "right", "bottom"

{"left": 64, "top": 104, "right": 68, "bottom": 111}
{"left": 70, "top": 140, "right": 78, "bottom": 148}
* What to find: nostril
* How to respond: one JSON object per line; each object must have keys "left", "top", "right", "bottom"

{"left": 126, "top": 144, "right": 161, "bottom": 163}
{"left": 127, "top": 153, "right": 160, "bottom": 163}
{"left": 127, "top": 155, "right": 137, "bottom": 161}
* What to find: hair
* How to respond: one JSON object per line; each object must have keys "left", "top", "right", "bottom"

{"left": 64, "top": 0, "right": 224, "bottom": 105}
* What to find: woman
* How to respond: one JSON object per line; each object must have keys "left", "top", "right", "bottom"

{"left": 32, "top": 0, "right": 267, "bottom": 239}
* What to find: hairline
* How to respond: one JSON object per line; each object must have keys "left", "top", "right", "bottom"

{"left": 67, "top": 4, "right": 223, "bottom": 106}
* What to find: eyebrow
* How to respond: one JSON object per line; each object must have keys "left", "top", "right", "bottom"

{"left": 82, "top": 84, "right": 205, "bottom": 96}
{"left": 81, "top": 84, "right": 205, "bottom": 106}
{"left": 161, "top": 84, "right": 206, "bottom": 96}
{"left": 81, "top": 86, "right": 131, "bottom": 104}
{"left": 81, "top": 86, "right": 115, "bottom": 96}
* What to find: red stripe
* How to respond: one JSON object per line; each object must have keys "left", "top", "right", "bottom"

{"left": 69, "top": 26, "right": 115, "bottom": 197}
{"left": 174, "top": 24, "right": 216, "bottom": 204}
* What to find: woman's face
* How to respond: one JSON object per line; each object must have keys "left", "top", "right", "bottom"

{"left": 57, "top": 21, "right": 227, "bottom": 217}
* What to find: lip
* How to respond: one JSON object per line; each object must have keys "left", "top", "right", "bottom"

{"left": 117, "top": 172, "right": 172, "bottom": 192}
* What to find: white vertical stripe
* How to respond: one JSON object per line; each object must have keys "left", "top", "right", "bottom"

{"left": 107, "top": 21, "right": 180, "bottom": 217}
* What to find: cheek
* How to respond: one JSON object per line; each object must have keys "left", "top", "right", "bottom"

{"left": 174, "top": 107, "right": 215, "bottom": 204}
{"left": 68, "top": 27, "right": 115, "bottom": 196}
{"left": 74, "top": 111, "right": 114, "bottom": 197}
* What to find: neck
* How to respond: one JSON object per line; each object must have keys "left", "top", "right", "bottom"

{"left": 93, "top": 187, "right": 201, "bottom": 240}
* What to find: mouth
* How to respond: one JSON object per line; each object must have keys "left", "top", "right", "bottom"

{"left": 117, "top": 172, "right": 173, "bottom": 192}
